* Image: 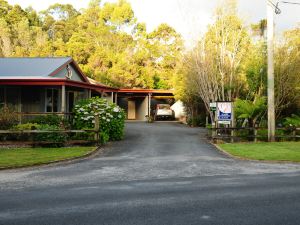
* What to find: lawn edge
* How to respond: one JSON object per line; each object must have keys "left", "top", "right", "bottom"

{"left": 0, "top": 146, "right": 102, "bottom": 171}
{"left": 212, "top": 142, "right": 300, "bottom": 164}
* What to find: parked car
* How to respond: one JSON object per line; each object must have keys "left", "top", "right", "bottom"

{"left": 154, "top": 104, "right": 175, "bottom": 121}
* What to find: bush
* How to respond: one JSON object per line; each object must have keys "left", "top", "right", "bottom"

{"left": 0, "top": 106, "right": 19, "bottom": 130}
{"left": 187, "top": 115, "right": 206, "bottom": 127}
{"left": 33, "top": 124, "right": 67, "bottom": 147}
{"left": 73, "top": 97, "right": 125, "bottom": 142}
{"left": 11, "top": 123, "right": 41, "bottom": 130}
{"left": 70, "top": 132, "right": 94, "bottom": 141}
{"left": 30, "top": 115, "right": 70, "bottom": 129}
{"left": 283, "top": 114, "right": 300, "bottom": 128}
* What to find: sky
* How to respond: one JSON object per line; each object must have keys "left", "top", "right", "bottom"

{"left": 7, "top": 0, "right": 300, "bottom": 46}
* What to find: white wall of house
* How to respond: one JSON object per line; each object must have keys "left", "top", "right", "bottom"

{"left": 171, "top": 100, "right": 186, "bottom": 119}
{"left": 136, "top": 96, "right": 149, "bottom": 121}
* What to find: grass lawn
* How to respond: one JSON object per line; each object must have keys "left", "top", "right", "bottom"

{"left": 219, "top": 142, "right": 300, "bottom": 162}
{"left": 0, "top": 147, "right": 96, "bottom": 168}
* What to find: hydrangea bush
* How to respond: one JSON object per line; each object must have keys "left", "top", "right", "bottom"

{"left": 73, "top": 97, "right": 125, "bottom": 142}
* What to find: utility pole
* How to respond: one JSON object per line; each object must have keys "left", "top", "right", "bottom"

{"left": 267, "top": 0, "right": 276, "bottom": 142}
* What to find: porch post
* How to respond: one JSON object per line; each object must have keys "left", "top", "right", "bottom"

{"left": 61, "top": 85, "right": 66, "bottom": 114}
{"left": 148, "top": 93, "right": 151, "bottom": 117}
{"left": 87, "top": 89, "right": 92, "bottom": 98}
{"left": 111, "top": 92, "right": 114, "bottom": 103}
{"left": 18, "top": 88, "right": 21, "bottom": 123}
{"left": 114, "top": 92, "right": 118, "bottom": 104}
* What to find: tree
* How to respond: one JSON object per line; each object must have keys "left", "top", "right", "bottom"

{"left": 0, "top": 0, "right": 183, "bottom": 90}
{"left": 235, "top": 96, "right": 266, "bottom": 127}
{"left": 0, "top": 18, "right": 12, "bottom": 56}
{"left": 179, "top": 0, "right": 250, "bottom": 122}
{"left": 274, "top": 27, "right": 300, "bottom": 117}
{"left": 204, "top": 0, "right": 250, "bottom": 102}
{"left": 244, "top": 41, "right": 267, "bottom": 100}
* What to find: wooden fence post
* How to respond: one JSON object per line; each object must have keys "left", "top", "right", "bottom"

{"left": 292, "top": 128, "right": 296, "bottom": 142}
{"left": 94, "top": 116, "right": 99, "bottom": 143}
{"left": 254, "top": 128, "right": 257, "bottom": 143}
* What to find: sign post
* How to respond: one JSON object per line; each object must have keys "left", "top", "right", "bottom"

{"left": 209, "top": 102, "right": 217, "bottom": 137}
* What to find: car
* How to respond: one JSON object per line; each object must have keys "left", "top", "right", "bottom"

{"left": 154, "top": 104, "right": 175, "bottom": 121}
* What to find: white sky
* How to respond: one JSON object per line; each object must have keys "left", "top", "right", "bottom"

{"left": 7, "top": 0, "right": 300, "bottom": 46}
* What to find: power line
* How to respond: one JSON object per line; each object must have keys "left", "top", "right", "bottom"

{"left": 281, "top": 1, "right": 300, "bottom": 5}
{"left": 267, "top": 0, "right": 282, "bottom": 14}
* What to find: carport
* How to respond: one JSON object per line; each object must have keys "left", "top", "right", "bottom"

{"left": 116, "top": 89, "right": 174, "bottom": 121}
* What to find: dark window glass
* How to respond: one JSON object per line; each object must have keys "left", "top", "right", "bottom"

{"left": 46, "top": 89, "right": 59, "bottom": 112}
{"left": 53, "top": 89, "right": 58, "bottom": 112}
{"left": 6, "top": 87, "right": 19, "bottom": 111}
{"left": 0, "top": 88, "right": 4, "bottom": 108}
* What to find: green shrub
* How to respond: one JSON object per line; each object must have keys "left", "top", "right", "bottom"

{"left": 30, "top": 115, "right": 70, "bottom": 128}
{"left": 73, "top": 97, "right": 125, "bottom": 142}
{"left": 33, "top": 124, "right": 67, "bottom": 147}
{"left": 283, "top": 114, "right": 300, "bottom": 128}
{"left": 11, "top": 123, "right": 41, "bottom": 130}
{"left": 70, "top": 132, "right": 94, "bottom": 141}
{"left": 0, "top": 106, "right": 19, "bottom": 130}
{"left": 187, "top": 115, "right": 206, "bottom": 127}
{"left": 100, "top": 130, "right": 110, "bottom": 144}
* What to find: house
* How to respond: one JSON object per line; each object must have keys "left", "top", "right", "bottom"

{"left": 0, "top": 57, "right": 175, "bottom": 122}
{"left": 0, "top": 57, "right": 117, "bottom": 122}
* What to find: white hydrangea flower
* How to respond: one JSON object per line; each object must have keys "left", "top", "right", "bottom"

{"left": 113, "top": 107, "right": 120, "bottom": 112}
{"left": 106, "top": 119, "right": 110, "bottom": 122}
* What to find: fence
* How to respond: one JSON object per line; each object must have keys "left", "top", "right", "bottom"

{"left": 208, "top": 127, "right": 300, "bottom": 143}
{"left": 0, "top": 129, "right": 100, "bottom": 147}
{"left": 15, "top": 112, "right": 74, "bottom": 123}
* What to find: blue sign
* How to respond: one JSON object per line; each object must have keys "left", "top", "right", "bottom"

{"left": 217, "top": 102, "right": 232, "bottom": 121}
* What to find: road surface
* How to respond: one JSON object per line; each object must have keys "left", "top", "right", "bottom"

{"left": 0, "top": 122, "right": 299, "bottom": 225}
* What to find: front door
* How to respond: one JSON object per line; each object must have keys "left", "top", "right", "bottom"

{"left": 128, "top": 100, "right": 136, "bottom": 120}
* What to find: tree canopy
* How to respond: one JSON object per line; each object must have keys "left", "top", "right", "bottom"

{"left": 0, "top": 0, "right": 183, "bottom": 89}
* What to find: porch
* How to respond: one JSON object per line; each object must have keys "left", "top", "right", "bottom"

{"left": 0, "top": 84, "right": 116, "bottom": 123}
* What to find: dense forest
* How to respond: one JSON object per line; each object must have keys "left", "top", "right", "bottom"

{"left": 0, "top": 0, "right": 299, "bottom": 123}
{"left": 0, "top": 0, "right": 182, "bottom": 89}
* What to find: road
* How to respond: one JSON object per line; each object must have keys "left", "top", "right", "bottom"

{"left": 0, "top": 122, "right": 300, "bottom": 225}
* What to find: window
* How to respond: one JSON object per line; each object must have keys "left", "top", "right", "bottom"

{"left": 46, "top": 89, "right": 58, "bottom": 112}
{"left": 0, "top": 87, "right": 4, "bottom": 108}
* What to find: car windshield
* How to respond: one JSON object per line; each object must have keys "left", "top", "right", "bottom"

{"left": 157, "top": 104, "right": 170, "bottom": 109}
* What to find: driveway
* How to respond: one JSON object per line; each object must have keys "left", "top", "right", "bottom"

{"left": 0, "top": 122, "right": 300, "bottom": 225}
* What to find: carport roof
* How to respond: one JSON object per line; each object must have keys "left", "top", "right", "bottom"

{"left": 118, "top": 89, "right": 174, "bottom": 94}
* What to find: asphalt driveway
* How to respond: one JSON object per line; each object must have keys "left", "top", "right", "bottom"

{"left": 0, "top": 122, "right": 300, "bottom": 225}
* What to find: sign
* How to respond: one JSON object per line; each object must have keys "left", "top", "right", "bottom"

{"left": 218, "top": 120, "right": 231, "bottom": 125}
{"left": 209, "top": 102, "right": 216, "bottom": 111}
{"left": 217, "top": 102, "right": 232, "bottom": 121}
